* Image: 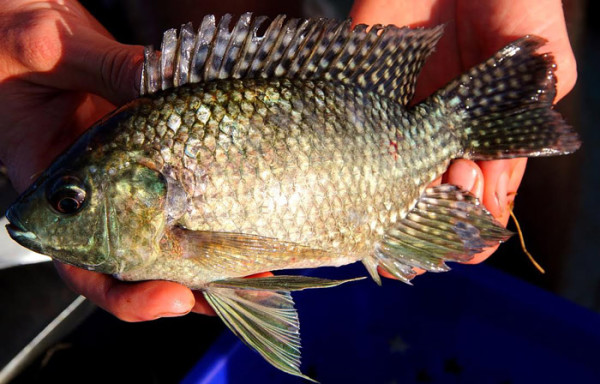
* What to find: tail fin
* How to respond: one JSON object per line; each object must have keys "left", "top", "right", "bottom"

{"left": 434, "top": 36, "right": 580, "bottom": 160}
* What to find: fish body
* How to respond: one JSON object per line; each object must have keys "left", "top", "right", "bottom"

{"left": 109, "top": 77, "right": 458, "bottom": 285}
{"left": 5, "top": 14, "right": 580, "bottom": 380}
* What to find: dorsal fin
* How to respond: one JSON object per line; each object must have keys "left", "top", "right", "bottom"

{"left": 140, "top": 13, "right": 444, "bottom": 105}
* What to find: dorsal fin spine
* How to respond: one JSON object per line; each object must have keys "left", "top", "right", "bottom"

{"left": 190, "top": 15, "right": 216, "bottom": 83}
{"left": 303, "top": 19, "right": 341, "bottom": 78}
{"left": 203, "top": 14, "right": 230, "bottom": 80}
{"left": 292, "top": 19, "right": 325, "bottom": 77}
{"left": 273, "top": 19, "right": 305, "bottom": 77}
{"left": 323, "top": 21, "right": 354, "bottom": 81}
{"left": 270, "top": 17, "right": 309, "bottom": 77}
{"left": 351, "top": 25, "right": 387, "bottom": 87}
{"left": 231, "top": 15, "right": 265, "bottom": 78}
{"left": 272, "top": 18, "right": 307, "bottom": 78}
{"left": 317, "top": 19, "right": 351, "bottom": 80}
{"left": 217, "top": 14, "right": 246, "bottom": 79}
{"left": 140, "top": 14, "right": 444, "bottom": 105}
{"left": 174, "top": 22, "right": 194, "bottom": 87}
{"left": 249, "top": 15, "right": 286, "bottom": 75}
{"left": 160, "top": 28, "right": 177, "bottom": 90}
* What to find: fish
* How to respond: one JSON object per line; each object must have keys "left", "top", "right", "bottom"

{"left": 5, "top": 13, "right": 580, "bottom": 380}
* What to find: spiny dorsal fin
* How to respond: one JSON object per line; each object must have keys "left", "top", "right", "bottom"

{"left": 140, "top": 13, "right": 444, "bottom": 104}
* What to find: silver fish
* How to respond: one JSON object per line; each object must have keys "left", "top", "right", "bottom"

{"left": 5, "top": 14, "right": 580, "bottom": 380}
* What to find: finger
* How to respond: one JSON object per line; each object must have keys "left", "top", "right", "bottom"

{"left": 5, "top": 4, "right": 144, "bottom": 106}
{"left": 49, "top": 34, "right": 144, "bottom": 106}
{"left": 443, "top": 159, "right": 484, "bottom": 200}
{"left": 55, "top": 262, "right": 195, "bottom": 322}
{"left": 245, "top": 272, "right": 274, "bottom": 279}
{"left": 378, "top": 266, "right": 427, "bottom": 280}
{"left": 191, "top": 291, "right": 217, "bottom": 316}
{"left": 428, "top": 175, "right": 442, "bottom": 187}
{"left": 478, "top": 158, "right": 527, "bottom": 226}
{"left": 462, "top": 158, "right": 527, "bottom": 264}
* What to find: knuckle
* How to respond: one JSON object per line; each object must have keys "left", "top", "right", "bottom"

{"left": 99, "top": 45, "right": 142, "bottom": 103}
{"left": 5, "top": 8, "right": 64, "bottom": 72}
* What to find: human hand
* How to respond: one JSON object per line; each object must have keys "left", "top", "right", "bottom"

{"left": 3, "top": 1, "right": 576, "bottom": 319}
{"left": 350, "top": 0, "right": 576, "bottom": 268}
{"left": 0, "top": 0, "right": 213, "bottom": 321}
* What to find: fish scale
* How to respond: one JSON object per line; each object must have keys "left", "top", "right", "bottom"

{"left": 5, "top": 14, "right": 580, "bottom": 381}
{"left": 116, "top": 78, "right": 454, "bottom": 267}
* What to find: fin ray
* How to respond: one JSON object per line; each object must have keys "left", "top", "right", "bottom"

{"left": 169, "top": 228, "right": 333, "bottom": 277}
{"left": 140, "top": 14, "right": 443, "bottom": 104}
{"left": 370, "top": 184, "right": 512, "bottom": 281}
{"left": 209, "top": 275, "right": 364, "bottom": 291}
{"left": 202, "top": 274, "right": 358, "bottom": 382}
{"left": 434, "top": 35, "right": 580, "bottom": 159}
{"left": 203, "top": 288, "right": 312, "bottom": 379}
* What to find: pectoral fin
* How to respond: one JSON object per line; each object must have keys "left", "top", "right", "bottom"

{"left": 204, "top": 275, "right": 360, "bottom": 381}
{"left": 170, "top": 228, "right": 332, "bottom": 276}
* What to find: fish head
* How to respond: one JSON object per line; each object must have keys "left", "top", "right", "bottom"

{"left": 5, "top": 109, "right": 170, "bottom": 275}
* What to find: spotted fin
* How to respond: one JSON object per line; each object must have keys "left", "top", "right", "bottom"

{"left": 140, "top": 13, "right": 443, "bottom": 104}
{"left": 365, "top": 184, "right": 512, "bottom": 284}
{"left": 204, "top": 275, "right": 360, "bottom": 381}
{"left": 434, "top": 36, "right": 580, "bottom": 159}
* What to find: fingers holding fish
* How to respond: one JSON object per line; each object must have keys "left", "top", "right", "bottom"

{"left": 55, "top": 262, "right": 199, "bottom": 321}
{"left": 0, "top": 0, "right": 143, "bottom": 105}
{"left": 443, "top": 160, "right": 485, "bottom": 200}
{"left": 0, "top": 2, "right": 141, "bottom": 197}
{"left": 478, "top": 159, "right": 527, "bottom": 226}
{"left": 55, "top": 261, "right": 267, "bottom": 319}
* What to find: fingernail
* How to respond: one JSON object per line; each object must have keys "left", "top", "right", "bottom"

{"left": 495, "top": 171, "right": 509, "bottom": 217}
{"left": 448, "top": 160, "right": 477, "bottom": 191}
{"left": 154, "top": 310, "right": 191, "bottom": 319}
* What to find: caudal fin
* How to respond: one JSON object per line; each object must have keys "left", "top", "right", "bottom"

{"left": 434, "top": 36, "right": 580, "bottom": 160}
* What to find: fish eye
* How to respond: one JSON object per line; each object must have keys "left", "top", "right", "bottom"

{"left": 46, "top": 176, "right": 87, "bottom": 215}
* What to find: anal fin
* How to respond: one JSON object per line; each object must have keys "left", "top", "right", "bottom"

{"left": 204, "top": 275, "right": 361, "bottom": 381}
{"left": 371, "top": 184, "right": 512, "bottom": 282}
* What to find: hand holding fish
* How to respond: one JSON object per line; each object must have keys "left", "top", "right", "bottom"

{"left": 0, "top": 0, "right": 205, "bottom": 320}
{"left": 351, "top": 0, "right": 577, "bottom": 266}
{"left": 1, "top": 0, "right": 580, "bottom": 379}
{"left": 0, "top": 0, "right": 577, "bottom": 333}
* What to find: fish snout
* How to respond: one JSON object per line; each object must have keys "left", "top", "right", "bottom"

{"left": 5, "top": 204, "right": 37, "bottom": 242}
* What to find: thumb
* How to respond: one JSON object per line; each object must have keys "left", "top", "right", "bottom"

{"left": 6, "top": 3, "right": 146, "bottom": 106}
{"left": 52, "top": 30, "right": 145, "bottom": 106}
{"left": 17, "top": 18, "right": 145, "bottom": 106}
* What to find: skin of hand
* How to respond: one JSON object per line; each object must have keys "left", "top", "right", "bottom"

{"left": 0, "top": 1, "right": 576, "bottom": 320}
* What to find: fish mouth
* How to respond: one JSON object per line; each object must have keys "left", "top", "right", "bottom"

{"left": 5, "top": 207, "right": 37, "bottom": 242}
{"left": 6, "top": 223, "right": 37, "bottom": 241}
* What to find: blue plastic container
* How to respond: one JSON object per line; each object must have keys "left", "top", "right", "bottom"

{"left": 183, "top": 264, "right": 600, "bottom": 383}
